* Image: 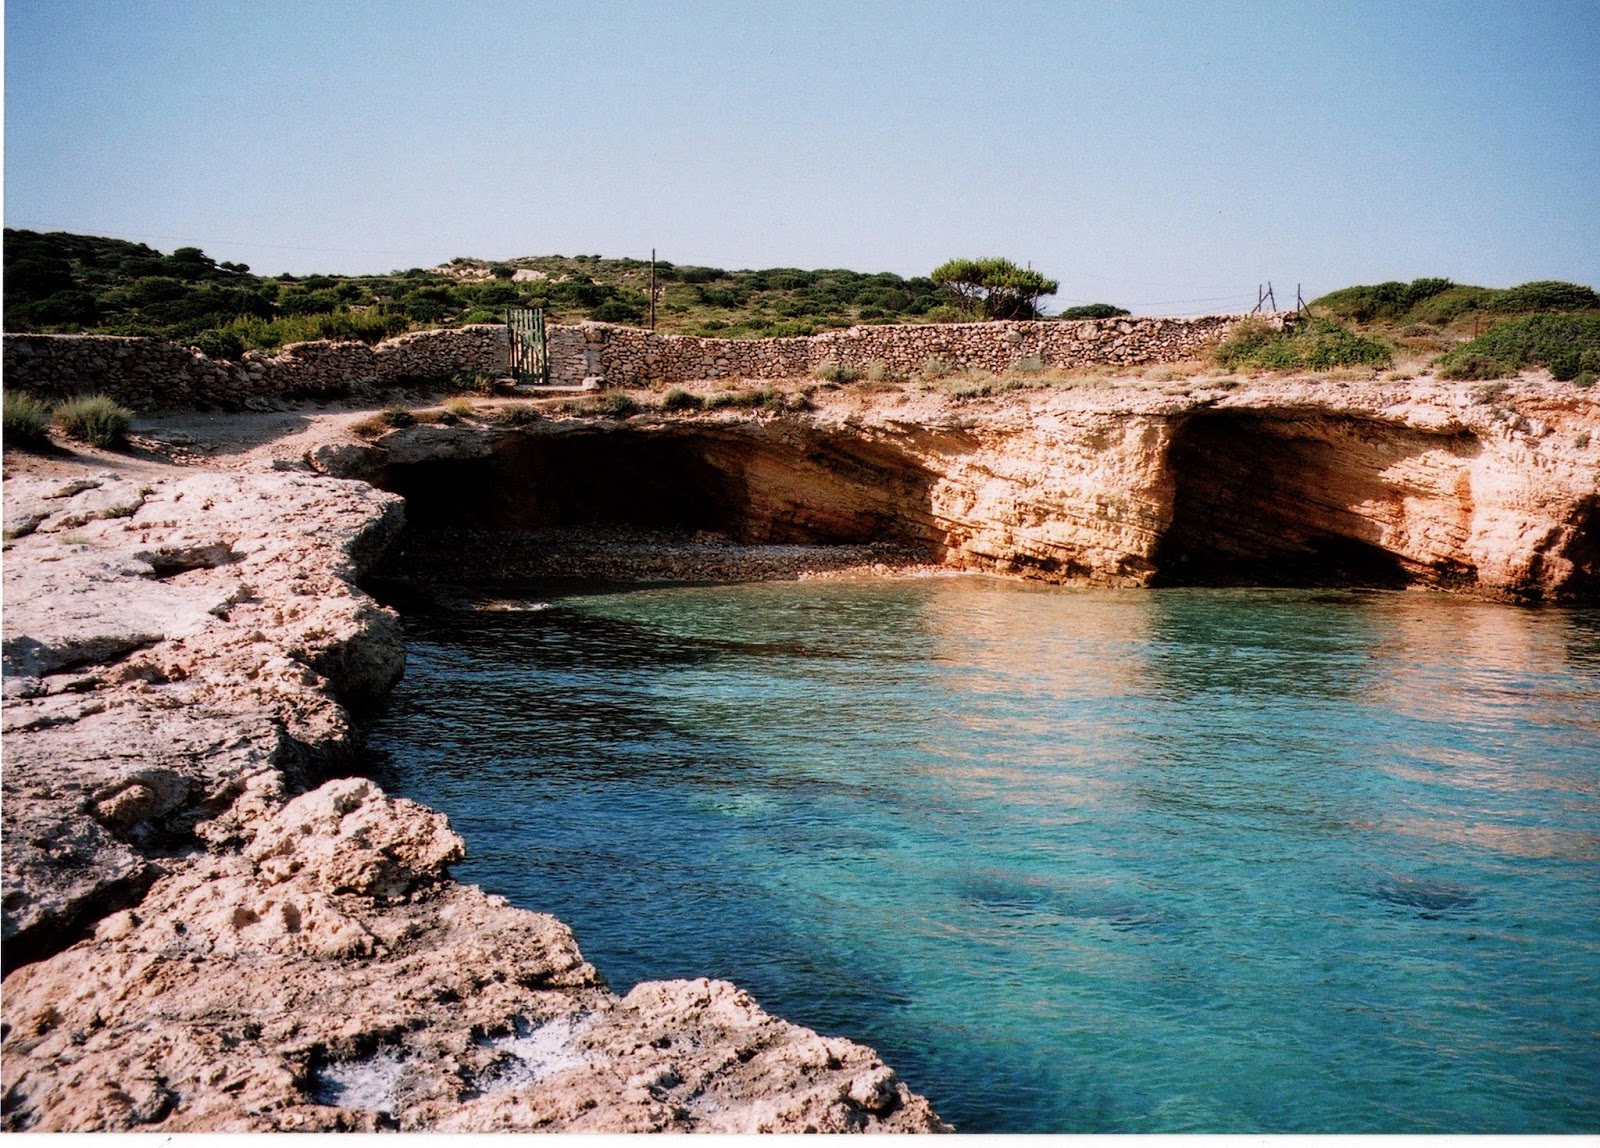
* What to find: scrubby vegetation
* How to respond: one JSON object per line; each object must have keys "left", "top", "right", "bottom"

{"left": 3, "top": 229, "right": 965, "bottom": 349}
{"left": 1437, "top": 314, "right": 1600, "bottom": 381}
{"left": 52, "top": 394, "right": 133, "bottom": 448}
{"left": 812, "top": 360, "right": 861, "bottom": 383}
{"left": 660, "top": 388, "right": 704, "bottom": 412}
{"left": 1313, "top": 277, "right": 1599, "bottom": 327}
{"left": 4, "top": 392, "right": 52, "bottom": 448}
{"left": 1057, "top": 303, "right": 1130, "bottom": 320}
{"left": 1214, "top": 317, "right": 1392, "bottom": 372}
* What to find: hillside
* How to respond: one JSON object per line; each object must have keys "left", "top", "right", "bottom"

{"left": 4, "top": 230, "right": 1596, "bottom": 383}
{"left": 2, "top": 230, "right": 991, "bottom": 354}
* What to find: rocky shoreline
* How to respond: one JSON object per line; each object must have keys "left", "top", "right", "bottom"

{"left": 3, "top": 373, "right": 1596, "bottom": 1131}
{"left": 0, "top": 463, "right": 947, "bottom": 1132}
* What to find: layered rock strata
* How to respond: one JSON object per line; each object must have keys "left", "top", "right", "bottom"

{"left": 324, "top": 377, "right": 1599, "bottom": 602}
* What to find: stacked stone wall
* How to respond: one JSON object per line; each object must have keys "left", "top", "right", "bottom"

{"left": 556, "top": 315, "right": 1249, "bottom": 387}
{"left": 3, "top": 315, "right": 1253, "bottom": 409}
{"left": 3, "top": 326, "right": 506, "bottom": 410}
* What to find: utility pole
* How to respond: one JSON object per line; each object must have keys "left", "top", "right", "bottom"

{"left": 650, "top": 248, "right": 657, "bottom": 331}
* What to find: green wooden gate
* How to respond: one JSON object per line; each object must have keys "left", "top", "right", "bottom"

{"left": 506, "top": 307, "right": 548, "bottom": 385}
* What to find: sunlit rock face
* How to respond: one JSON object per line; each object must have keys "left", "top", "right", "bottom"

{"left": 337, "top": 378, "right": 1599, "bottom": 602}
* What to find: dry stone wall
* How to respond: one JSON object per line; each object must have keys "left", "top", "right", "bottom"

{"left": 3, "top": 315, "right": 1251, "bottom": 409}
{"left": 2, "top": 326, "right": 507, "bottom": 410}
{"left": 551, "top": 315, "right": 1249, "bottom": 387}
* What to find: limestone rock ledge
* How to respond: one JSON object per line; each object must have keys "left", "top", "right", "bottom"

{"left": 2, "top": 779, "right": 943, "bottom": 1132}
{"left": 0, "top": 468, "right": 946, "bottom": 1132}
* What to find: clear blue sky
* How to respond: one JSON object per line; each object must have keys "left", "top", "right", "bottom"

{"left": 6, "top": 0, "right": 1598, "bottom": 314}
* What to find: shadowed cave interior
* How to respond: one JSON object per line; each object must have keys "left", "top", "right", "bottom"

{"left": 369, "top": 416, "right": 1593, "bottom": 596}
{"left": 379, "top": 425, "right": 943, "bottom": 547}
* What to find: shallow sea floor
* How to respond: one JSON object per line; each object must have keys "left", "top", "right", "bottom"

{"left": 367, "top": 579, "right": 1600, "bottom": 1133}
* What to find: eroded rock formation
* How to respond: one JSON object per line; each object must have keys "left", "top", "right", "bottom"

{"left": 2, "top": 777, "right": 941, "bottom": 1132}
{"left": 323, "top": 377, "right": 1599, "bottom": 601}
{"left": 0, "top": 462, "right": 946, "bottom": 1132}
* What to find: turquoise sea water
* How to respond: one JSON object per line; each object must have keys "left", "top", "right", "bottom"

{"left": 366, "top": 579, "right": 1600, "bottom": 1133}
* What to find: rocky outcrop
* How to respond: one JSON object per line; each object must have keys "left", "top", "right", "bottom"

{"left": 1, "top": 778, "right": 941, "bottom": 1132}
{"left": 0, "top": 458, "right": 947, "bottom": 1132}
{"left": 1, "top": 471, "right": 406, "bottom": 970}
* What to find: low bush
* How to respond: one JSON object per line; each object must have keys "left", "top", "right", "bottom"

{"left": 4, "top": 392, "right": 53, "bottom": 448}
{"left": 381, "top": 407, "right": 415, "bottom": 428}
{"left": 1436, "top": 313, "right": 1600, "bottom": 381}
{"left": 1573, "top": 370, "right": 1596, "bottom": 390}
{"left": 1314, "top": 278, "right": 1456, "bottom": 323}
{"left": 661, "top": 388, "right": 704, "bottom": 412}
{"left": 812, "top": 360, "right": 860, "bottom": 383}
{"left": 1057, "top": 303, "right": 1130, "bottom": 320}
{"left": 1489, "top": 280, "right": 1599, "bottom": 313}
{"left": 442, "top": 397, "right": 476, "bottom": 418}
{"left": 864, "top": 360, "right": 890, "bottom": 382}
{"left": 1214, "top": 317, "right": 1392, "bottom": 372}
{"left": 1440, "top": 353, "right": 1515, "bottom": 381}
{"left": 599, "top": 393, "right": 641, "bottom": 418}
{"left": 917, "top": 355, "right": 954, "bottom": 379}
{"left": 488, "top": 403, "right": 542, "bottom": 427}
{"left": 702, "top": 387, "right": 805, "bottom": 412}
{"left": 1314, "top": 277, "right": 1597, "bottom": 326}
{"left": 53, "top": 394, "right": 133, "bottom": 448}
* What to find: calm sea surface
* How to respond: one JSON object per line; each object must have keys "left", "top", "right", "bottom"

{"left": 366, "top": 579, "right": 1600, "bottom": 1133}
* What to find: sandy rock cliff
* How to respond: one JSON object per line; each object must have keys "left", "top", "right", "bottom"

{"left": 327, "top": 377, "right": 1598, "bottom": 601}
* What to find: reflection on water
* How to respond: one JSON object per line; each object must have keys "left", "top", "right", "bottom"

{"left": 367, "top": 578, "right": 1600, "bottom": 1133}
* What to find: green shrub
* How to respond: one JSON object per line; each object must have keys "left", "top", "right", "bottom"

{"left": 489, "top": 403, "right": 542, "bottom": 427}
{"left": 1489, "top": 280, "right": 1599, "bottom": 313}
{"left": 917, "top": 355, "right": 954, "bottom": 379}
{"left": 1314, "top": 277, "right": 1597, "bottom": 326}
{"left": 1214, "top": 317, "right": 1392, "bottom": 372}
{"left": 4, "top": 392, "right": 52, "bottom": 447}
{"left": 600, "top": 393, "right": 640, "bottom": 418}
{"left": 190, "top": 329, "right": 246, "bottom": 360}
{"left": 1441, "top": 353, "right": 1515, "bottom": 381}
{"left": 1313, "top": 278, "right": 1455, "bottom": 323}
{"left": 1057, "top": 303, "right": 1130, "bottom": 320}
{"left": 1574, "top": 370, "right": 1597, "bottom": 390}
{"left": 1436, "top": 313, "right": 1600, "bottom": 380}
{"left": 53, "top": 394, "right": 133, "bottom": 448}
{"left": 864, "top": 360, "right": 890, "bottom": 382}
{"left": 442, "top": 397, "right": 476, "bottom": 418}
{"left": 812, "top": 360, "right": 860, "bottom": 383}
{"left": 661, "top": 388, "right": 704, "bottom": 412}
{"left": 702, "top": 387, "right": 800, "bottom": 412}
{"left": 381, "top": 407, "right": 415, "bottom": 428}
